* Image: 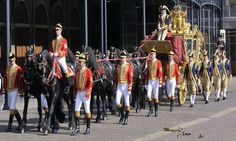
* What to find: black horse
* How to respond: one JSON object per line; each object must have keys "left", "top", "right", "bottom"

{"left": 22, "top": 51, "right": 45, "bottom": 131}
{"left": 84, "top": 47, "right": 116, "bottom": 123}
{"left": 130, "top": 48, "right": 148, "bottom": 112}
{"left": 36, "top": 49, "right": 75, "bottom": 134}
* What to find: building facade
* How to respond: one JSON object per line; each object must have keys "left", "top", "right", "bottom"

{"left": 223, "top": 0, "right": 236, "bottom": 75}
{"left": 0, "top": 0, "right": 223, "bottom": 73}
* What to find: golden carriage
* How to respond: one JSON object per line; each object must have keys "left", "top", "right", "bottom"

{"left": 141, "top": 5, "right": 204, "bottom": 105}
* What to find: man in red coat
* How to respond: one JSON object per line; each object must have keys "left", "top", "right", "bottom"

{"left": 2, "top": 52, "right": 24, "bottom": 133}
{"left": 71, "top": 53, "right": 93, "bottom": 135}
{"left": 115, "top": 50, "right": 133, "bottom": 125}
{"left": 49, "top": 23, "right": 70, "bottom": 93}
{"left": 145, "top": 48, "right": 163, "bottom": 117}
{"left": 165, "top": 51, "right": 180, "bottom": 111}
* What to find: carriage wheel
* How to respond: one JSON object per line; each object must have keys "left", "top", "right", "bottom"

{"left": 178, "top": 81, "right": 187, "bottom": 106}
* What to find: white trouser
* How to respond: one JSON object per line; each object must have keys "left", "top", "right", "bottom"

{"left": 157, "top": 29, "right": 167, "bottom": 40}
{"left": 57, "top": 57, "right": 68, "bottom": 73}
{"left": 75, "top": 91, "right": 91, "bottom": 114}
{"left": 41, "top": 94, "right": 48, "bottom": 108}
{"left": 190, "top": 95, "right": 196, "bottom": 104}
{"left": 116, "top": 83, "right": 130, "bottom": 107}
{"left": 147, "top": 80, "right": 159, "bottom": 100}
{"left": 166, "top": 79, "right": 176, "bottom": 98}
{"left": 222, "top": 89, "right": 227, "bottom": 98}
{"left": 8, "top": 91, "right": 18, "bottom": 110}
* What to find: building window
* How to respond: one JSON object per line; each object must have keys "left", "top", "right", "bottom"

{"left": 201, "top": 5, "right": 220, "bottom": 58}
{"left": 230, "top": 4, "right": 236, "bottom": 16}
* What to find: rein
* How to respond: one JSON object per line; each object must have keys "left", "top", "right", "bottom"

{"left": 97, "top": 56, "right": 149, "bottom": 62}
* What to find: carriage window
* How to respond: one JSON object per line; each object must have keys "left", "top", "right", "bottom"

{"left": 186, "top": 39, "right": 192, "bottom": 54}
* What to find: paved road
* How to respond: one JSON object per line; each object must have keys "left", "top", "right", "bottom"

{"left": 0, "top": 78, "right": 236, "bottom": 141}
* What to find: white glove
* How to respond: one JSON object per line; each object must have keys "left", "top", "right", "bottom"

{"left": 144, "top": 85, "right": 148, "bottom": 90}
{"left": 162, "top": 82, "right": 166, "bottom": 86}
{"left": 54, "top": 53, "right": 58, "bottom": 57}
{"left": 128, "top": 91, "right": 132, "bottom": 95}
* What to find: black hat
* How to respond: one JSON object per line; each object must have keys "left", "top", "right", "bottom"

{"left": 25, "top": 50, "right": 33, "bottom": 57}
{"left": 120, "top": 50, "right": 128, "bottom": 58}
{"left": 54, "top": 23, "right": 63, "bottom": 30}
{"left": 9, "top": 52, "right": 15, "bottom": 61}
{"left": 78, "top": 53, "right": 86, "bottom": 61}
{"left": 150, "top": 48, "right": 156, "bottom": 53}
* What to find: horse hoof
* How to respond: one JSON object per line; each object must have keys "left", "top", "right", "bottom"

{"left": 52, "top": 129, "right": 59, "bottom": 133}
{"left": 69, "top": 126, "right": 73, "bottom": 130}
{"left": 44, "top": 130, "right": 48, "bottom": 135}
{"left": 103, "top": 116, "right": 107, "bottom": 120}
{"left": 95, "top": 119, "right": 101, "bottom": 123}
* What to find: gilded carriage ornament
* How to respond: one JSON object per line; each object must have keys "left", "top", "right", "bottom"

{"left": 170, "top": 5, "right": 189, "bottom": 36}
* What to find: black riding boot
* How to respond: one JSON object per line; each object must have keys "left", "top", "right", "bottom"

{"left": 170, "top": 100, "right": 174, "bottom": 112}
{"left": 84, "top": 119, "right": 90, "bottom": 135}
{"left": 6, "top": 113, "right": 14, "bottom": 132}
{"left": 71, "top": 117, "right": 80, "bottom": 136}
{"left": 64, "top": 77, "right": 70, "bottom": 94}
{"left": 154, "top": 102, "right": 158, "bottom": 117}
{"left": 119, "top": 108, "right": 125, "bottom": 124}
{"left": 15, "top": 110, "right": 24, "bottom": 133}
{"left": 147, "top": 101, "right": 153, "bottom": 117}
{"left": 123, "top": 110, "right": 129, "bottom": 125}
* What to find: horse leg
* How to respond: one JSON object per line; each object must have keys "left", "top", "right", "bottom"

{"left": 64, "top": 92, "right": 74, "bottom": 130}
{"left": 44, "top": 90, "right": 60, "bottom": 135}
{"left": 22, "top": 94, "right": 29, "bottom": 126}
{"left": 101, "top": 91, "right": 108, "bottom": 120}
{"left": 136, "top": 79, "right": 142, "bottom": 113}
{"left": 37, "top": 95, "right": 43, "bottom": 131}
{"left": 107, "top": 83, "right": 116, "bottom": 115}
{"left": 95, "top": 91, "right": 102, "bottom": 123}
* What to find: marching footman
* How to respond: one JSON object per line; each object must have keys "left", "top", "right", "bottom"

{"left": 71, "top": 53, "right": 93, "bottom": 135}
{"left": 184, "top": 52, "right": 199, "bottom": 107}
{"left": 199, "top": 50, "right": 213, "bottom": 104}
{"left": 165, "top": 51, "right": 180, "bottom": 111}
{"left": 2, "top": 52, "right": 24, "bottom": 133}
{"left": 213, "top": 53, "right": 222, "bottom": 102}
{"left": 115, "top": 51, "right": 133, "bottom": 125}
{"left": 221, "top": 52, "right": 232, "bottom": 100}
{"left": 145, "top": 48, "right": 163, "bottom": 117}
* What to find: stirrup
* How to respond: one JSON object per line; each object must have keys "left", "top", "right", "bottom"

{"left": 64, "top": 87, "right": 70, "bottom": 94}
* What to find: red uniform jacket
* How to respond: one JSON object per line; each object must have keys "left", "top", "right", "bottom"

{"left": 49, "top": 37, "right": 68, "bottom": 57}
{"left": 165, "top": 62, "right": 180, "bottom": 85}
{"left": 3, "top": 64, "right": 23, "bottom": 92}
{"left": 146, "top": 59, "right": 163, "bottom": 84}
{"left": 116, "top": 62, "right": 133, "bottom": 92}
{"left": 73, "top": 67, "right": 93, "bottom": 99}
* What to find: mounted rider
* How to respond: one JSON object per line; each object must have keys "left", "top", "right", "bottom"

{"left": 49, "top": 23, "right": 72, "bottom": 93}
